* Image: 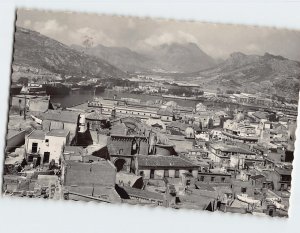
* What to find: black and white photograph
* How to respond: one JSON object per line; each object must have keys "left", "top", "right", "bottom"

{"left": 2, "top": 8, "right": 299, "bottom": 218}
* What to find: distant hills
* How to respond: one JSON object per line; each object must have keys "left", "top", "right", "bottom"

{"left": 194, "top": 52, "right": 300, "bottom": 98}
{"left": 11, "top": 27, "right": 300, "bottom": 98}
{"left": 148, "top": 42, "right": 216, "bottom": 73}
{"left": 71, "top": 42, "right": 216, "bottom": 73}
{"left": 12, "top": 27, "right": 127, "bottom": 79}
{"left": 70, "top": 44, "right": 157, "bottom": 73}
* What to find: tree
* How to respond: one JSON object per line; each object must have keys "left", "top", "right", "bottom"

{"left": 82, "top": 35, "right": 94, "bottom": 50}
{"left": 17, "top": 77, "right": 28, "bottom": 86}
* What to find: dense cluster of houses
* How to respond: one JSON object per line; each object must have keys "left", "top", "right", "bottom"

{"left": 3, "top": 92, "right": 297, "bottom": 217}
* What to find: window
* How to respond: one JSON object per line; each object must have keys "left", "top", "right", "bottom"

{"left": 175, "top": 170, "right": 180, "bottom": 178}
{"left": 43, "top": 152, "right": 50, "bottom": 163}
{"left": 45, "top": 139, "right": 49, "bottom": 146}
{"left": 31, "top": 143, "right": 38, "bottom": 153}
{"left": 186, "top": 180, "right": 191, "bottom": 186}
{"left": 119, "top": 149, "right": 123, "bottom": 154}
{"left": 199, "top": 176, "right": 204, "bottom": 182}
{"left": 241, "top": 187, "right": 247, "bottom": 193}
{"left": 211, "top": 177, "right": 215, "bottom": 182}
{"left": 164, "top": 170, "right": 169, "bottom": 178}
{"left": 221, "top": 177, "right": 226, "bottom": 183}
{"left": 139, "top": 171, "right": 144, "bottom": 177}
{"left": 150, "top": 169, "right": 155, "bottom": 179}
{"left": 27, "top": 155, "right": 33, "bottom": 162}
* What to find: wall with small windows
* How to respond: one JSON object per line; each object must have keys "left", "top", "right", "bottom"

{"left": 197, "top": 172, "right": 231, "bottom": 183}
{"left": 137, "top": 168, "right": 198, "bottom": 179}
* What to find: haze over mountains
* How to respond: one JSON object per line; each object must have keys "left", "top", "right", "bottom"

{"left": 12, "top": 26, "right": 300, "bottom": 98}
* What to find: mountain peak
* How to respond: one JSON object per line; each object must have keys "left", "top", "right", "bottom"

{"left": 263, "top": 52, "right": 287, "bottom": 61}
{"left": 230, "top": 52, "right": 247, "bottom": 59}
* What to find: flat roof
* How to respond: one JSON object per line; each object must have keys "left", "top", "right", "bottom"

{"left": 46, "top": 129, "right": 69, "bottom": 137}
{"left": 28, "top": 130, "right": 46, "bottom": 140}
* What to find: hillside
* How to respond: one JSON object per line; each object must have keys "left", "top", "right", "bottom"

{"left": 148, "top": 42, "right": 216, "bottom": 73}
{"left": 12, "top": 27, "right": 127, "bottom": 80}
{"left": 72, "top": 42, "right": 216, "bottom": 73}
{"left": 195, "top": 52, "right": 300, "bottom": 98}
{"left": 71, "top": 44, "right": 157, "bottom": 73}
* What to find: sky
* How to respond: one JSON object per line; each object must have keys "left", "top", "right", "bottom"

{"left": 16, "top": 8, "right": 300, "bottom": 61}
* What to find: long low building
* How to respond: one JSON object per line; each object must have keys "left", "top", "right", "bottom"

{"left": 134, "top": 155, "right": 199, "bottom": 179}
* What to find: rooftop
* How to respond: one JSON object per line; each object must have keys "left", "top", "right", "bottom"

{"left": 275, "top": 167, "right": 292, "bottom": 176}
{"left": 6, "top": 129, "right": 25, "bottom": 139}
{"left": 250, "top": 174, "right": 265, "bottom": 180}
{"left": 85, "top": 111, "right": 108, "bottom": 121}
{"left": 252, "top": 111, "right": 268, "bottom": 120}
{"left": 28, "top": 130, "right": 46, "bottom": 140}
{"left": 64, "top": 146, "right": 85, "bottom": 157}
{"left": 46, "top": 129, "right": 69, "bottom": 137}
{"left": 122, "top": 186, "right": 164, "bottom": 201}
{"left": 137, "top": 155, "right": 199, "bottom": 168}
{"left": 210, "top": 143, "right": 255, "bottom": 155}
{"left": 36, "top": 110, "right": 79, "bottom": 124}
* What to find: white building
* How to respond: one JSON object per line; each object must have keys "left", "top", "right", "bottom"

{"left": 26, "top": 129, "right": 70, "bottom": 165}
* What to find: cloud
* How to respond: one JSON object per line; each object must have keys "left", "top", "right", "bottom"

{"left": 23, "top": 20, "right": 31, "bottom": 27}
{"left": 33, "top": 19, "right": 68, "bottom": 36}
{"left": 68, "top": 27, "right": 115, "bottom": 47}
{"left": 245, "top": 43, "right": 260, "bottom": 53}
{"left": 143, "top": 30, "right": 198, "bottom": 47}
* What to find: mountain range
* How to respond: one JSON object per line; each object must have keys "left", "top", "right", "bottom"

{"left": 11, "top": 26, "right": 300, "bottom": 98}
{"left": 12, "top": 27, "right": 127, "bottom": 79}
{"left": 194, "top": 52, "right": 300, "bottom": 98}
{"left": 71, "top": 42, "right": 217, "bottom": 73}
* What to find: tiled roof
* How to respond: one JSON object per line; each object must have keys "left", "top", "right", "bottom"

{"left": 275, "top": 167, "right": 292, "bottom": 176}
{"left": 250, "top": 174, "right": 265, "bottom": 180}
{"left": 195, "top": 182, "right": 215, "bottom": 192}
{"left": 85, "top": 111, "right": 108, "bottom": 121}
{"left": 38, "top": 110, "right": 79, "bottom": 124}
{"left": 122, "top": 186, "right": 164, "bottom": 201}
{"left": 210, "top": 143, "right": 255, "bottom": 155}
{"left": 253, "top": 111, "right": 268, "bottom": 119}
{"left": 137, "top": 155, "right": 199, "bottom": 168}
